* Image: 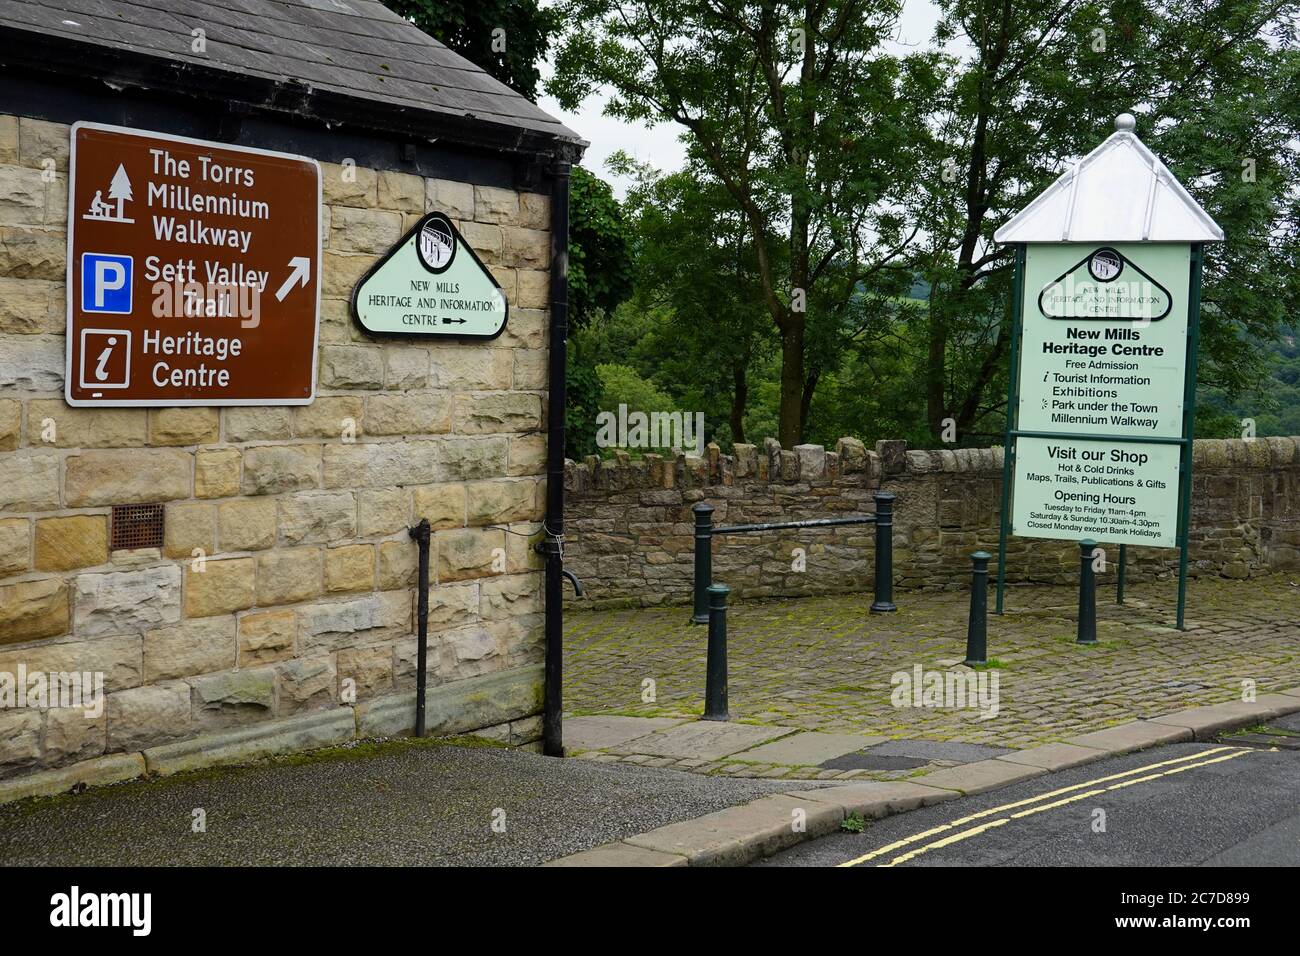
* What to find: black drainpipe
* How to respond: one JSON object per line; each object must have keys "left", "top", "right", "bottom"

{"left": 541, "top": 158, "right": 572, "bottom": 757}
{"left": 408, "top": 517, "right": 431, "bottom": 737}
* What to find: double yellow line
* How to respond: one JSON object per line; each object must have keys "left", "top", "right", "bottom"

{"left": 838, "top": 745, "right": 1256, "bottom": 867}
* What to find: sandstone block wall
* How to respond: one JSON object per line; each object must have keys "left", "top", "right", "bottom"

{"left": 0, "top": 114, "right": 552, "bottom": 784}
{"left": 564, "top": 435, "right": 1300, "bottom": 608}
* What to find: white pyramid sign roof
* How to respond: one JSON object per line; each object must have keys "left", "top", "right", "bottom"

{"left": 994, "top": 114, "right": 1223, "bottom": 244}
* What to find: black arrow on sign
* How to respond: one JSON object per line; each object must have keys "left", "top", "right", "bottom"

{"left": 442, "top": 317, "right": 467, "bottom": 325}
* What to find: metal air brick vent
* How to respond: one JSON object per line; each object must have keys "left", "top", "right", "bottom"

{"left": 110, "top": 503, "right": 165, "bottom": 551}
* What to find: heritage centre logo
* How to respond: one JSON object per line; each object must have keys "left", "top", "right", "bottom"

{"left": 417, "top": 213, "right": 456, "bottom": 272}
{"left": 1087, "top": 247, "right": 1123, "bottom": 281}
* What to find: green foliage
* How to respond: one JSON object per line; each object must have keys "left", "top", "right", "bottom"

{"left": 1202, "top": 323, "right": 1300, "bottom": 437}
{"left": 564, "top": 166, "right": 636, "bottom": 457}
{"left": 908, "top": 0, "right": 1300, "bottom": 444}
{"left": 569, "top": 166, "right": 634, "bottom": 329}
{"left": 841, "top": 811, "right": 867, "bottom": 833}
{"left": 551, "top": 0, "right": 1300, "bottom": 452}
{"left": 611, "top": 154, "right": 773, "bottom": 445}
{"left": 391, "top": 0, "right": 1300, "bottom": 454}
{"left": 550, "top": 0, "right": 935, "bottom": 445}
{"left": 594, "top": 363, "right": 676, "bottom": 414}
{"left": 565, "top": 335, "right": 604, "bottom": 459}
{"left": 380, "top": 0, "right": 559, "bottom": 100}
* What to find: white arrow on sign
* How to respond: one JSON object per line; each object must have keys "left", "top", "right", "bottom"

{"left": 274, "top": 257, "right": 312, "bottom": 302}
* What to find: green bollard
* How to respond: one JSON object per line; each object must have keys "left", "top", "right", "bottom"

{"left": 870, "top": 491, "right": 897, "bottom": 613}
{"left": 691, "top": 502, "right": 714, "bottom": 625}
{"left": 1078, "top": 538, "right": 1098, "bottom": 645}
{"left": 964, "top": 551, "right": 990, "bottom": 666}
{"left": 704, "top": 584, "right": 730, "bottom": 720}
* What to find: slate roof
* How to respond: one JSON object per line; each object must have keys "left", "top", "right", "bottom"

{"left": 995, "top": 115, "right": 1223, "bottom": 244}
{"left": 0, "top": 0, "right": 584, "bottom": 153}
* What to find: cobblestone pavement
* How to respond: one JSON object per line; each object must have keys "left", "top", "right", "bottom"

{"left": 563, "top": 574, "right": 1300, "bottom": 782}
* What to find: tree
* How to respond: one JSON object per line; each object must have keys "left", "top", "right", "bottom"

{"left": 568, "top": 167, "right": 634, "bottom": 329}
{"left": 915, "top": 0, "right": 1300, "bottom": 443}
{"left": 612, "top": 153, "right": 770, "bottom": 444}
{"left": 563, "top": 166, "right": 635, "bottom": 458}
{"left": 382, "top": 0, "right": 560, "bottom": 100}
{"left": 550, "top": 0, "right": 936, "bottom": 446}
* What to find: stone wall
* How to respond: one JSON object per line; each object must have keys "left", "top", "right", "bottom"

{"left": 564, "top": 435, "right": 1300, "bottom": 608}
{"left": 0, "top": 113, "right": 553, "bottom": 791}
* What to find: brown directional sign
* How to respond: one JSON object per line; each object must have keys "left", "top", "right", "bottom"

{"left": 66, "top": 122, "right": 321, "bottom": 406}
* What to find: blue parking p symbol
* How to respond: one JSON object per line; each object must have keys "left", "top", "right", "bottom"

{"left": 81, "top": 253, "right": 133, "bottom": 314}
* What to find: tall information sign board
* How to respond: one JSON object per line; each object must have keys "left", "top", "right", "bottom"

{"left": 993, "top": 115, "right": 1223, "bottom": 629}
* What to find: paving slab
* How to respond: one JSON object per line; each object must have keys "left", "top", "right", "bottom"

{"left": 731, "top": 732, "right": 884, "bottom": 767}
{"left": 996, "top": 742, "right": 1107, "bottom": 772}
{"left": 909, "top": 758, "right": 1046, "bottom": 795}
{"left": 785, "top": 781, "right": 960, "bottom": 818}
{"left": 611, "top": 721, "right": 798, "bottom": 760}
{"left": 542, "top": 842, "right": 687, "bottom": 867}
{"left": 563, "top": 716, "right": 689, "bottom": 752}
{"left": 1064, "top": 719, "right": 1193, "bottom": 755}
{"left": 866, "top": 739, "right": 1015, "bottom": 762}
{"left": 623, "top": 794, "right": 841, "bottom": 865}
{"left": 1257, "top": 694, "right": 1300, "bottom": 714}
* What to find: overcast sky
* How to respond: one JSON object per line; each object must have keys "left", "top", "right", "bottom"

{"left": 537, "top": 0, "right": 946, "bottom": 195}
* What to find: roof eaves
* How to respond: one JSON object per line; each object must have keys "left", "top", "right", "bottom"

{"left": 0, "top": 18, "right": 586, "bottom": 160}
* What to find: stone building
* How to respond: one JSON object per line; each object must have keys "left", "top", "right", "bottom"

{"left": 0, "top": 0, "right": 582, "bottom": 798}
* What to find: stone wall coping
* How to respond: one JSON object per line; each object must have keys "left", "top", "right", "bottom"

{"left": 564, "top": 435, "right": 1300, "bottom": 491}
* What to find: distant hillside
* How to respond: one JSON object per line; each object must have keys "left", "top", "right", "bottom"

{"left": 1202, "top": 323, "right": 1300, "bottom": 437}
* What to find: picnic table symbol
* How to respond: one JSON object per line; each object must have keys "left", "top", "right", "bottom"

{"left": 82, "top": 163, "right": 135, "bottom": 223}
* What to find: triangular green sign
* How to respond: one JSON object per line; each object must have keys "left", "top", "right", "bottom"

{"left": 351, "top": 212, "right": 509, "bottom": 339}
{"left": 1037, "top": 246, "right": 1172, "bottom": 322}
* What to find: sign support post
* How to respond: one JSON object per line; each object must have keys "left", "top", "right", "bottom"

{"left": 1175, "top": 243, "right": 1205, "bottom": 630}
{"left": 994, "top": 244, "right": 1026, "bottom": 616}
{"left": 1116, "top": 543, "right": 1127, "bottom": 603}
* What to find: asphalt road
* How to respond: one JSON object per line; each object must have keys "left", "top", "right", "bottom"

{"left": 758, "top": 739, "right": 1300, "bottom": 867}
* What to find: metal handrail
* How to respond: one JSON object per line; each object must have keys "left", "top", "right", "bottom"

{"left": 691, "top": 492, "right": 897, "bottom": 622}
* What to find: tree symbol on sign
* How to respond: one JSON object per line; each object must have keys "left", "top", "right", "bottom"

{"left": 83, "top": 163, "right": 135, "bottom": 223}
